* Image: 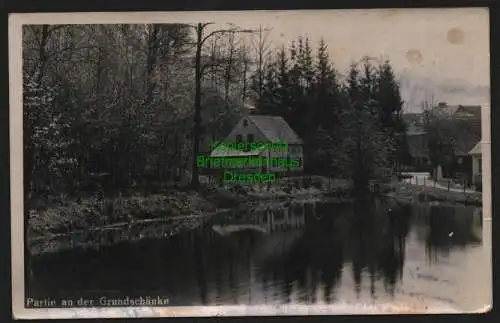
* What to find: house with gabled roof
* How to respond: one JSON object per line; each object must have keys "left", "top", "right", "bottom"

{"left": 402, "top": 102, "right": 483, "bottom": 182}
{"left": 432, "top": 102, "right": 482, "bottom": 120}
{"left": 428, "top": 102, "right": 482, "bottom": 182}
{"left": 210, "top": 115, "right": 304, "bottom": 175}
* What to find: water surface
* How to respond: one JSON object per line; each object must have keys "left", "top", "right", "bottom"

{"left": 27, "top": 198, "right": 489, "bottom": 312}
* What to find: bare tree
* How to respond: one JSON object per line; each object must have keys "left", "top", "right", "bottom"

{"left": 189, "top": 22, "right": 256, "bottom": 189}
{"left": 223, "top": 32, "right": 238, "bottom": 104}
{"left": 208, "top": 37, "right": 219, "bottom": 87}
{"left": 251, "top": 25, "right": 272, "bottom": 101}
{"left": 239, "top": 41, "right": 251, "bottom": 103}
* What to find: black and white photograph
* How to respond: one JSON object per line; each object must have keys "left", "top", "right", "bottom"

{"left": 9, "top": 9, "right": 491, "bottom": 319}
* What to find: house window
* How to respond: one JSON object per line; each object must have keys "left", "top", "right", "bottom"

{"left": 242, "top": 134, "right": 254, "bottom": 152}
{"left": 243, "top": 119, "right": 248, "bottom": 127}
{"left": 478, "top": 157, "right": 482, "bottom": 174}
{"left": 236, "top": 134, "right": 242, "bottom": 143}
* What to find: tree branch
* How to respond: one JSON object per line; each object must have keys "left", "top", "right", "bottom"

{"left": 47, "top": 25, "right": 67, "bottom": 37}
{"left": 201, "top": 27, "right": 255, "bottom": 46}
{"left": 46, "top": 45, "right": 99, "bottom": 59}
{"left": 200, "top": 56, "right": 233, "bottom": 75}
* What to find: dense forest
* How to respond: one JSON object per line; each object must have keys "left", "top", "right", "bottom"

{"left": 23, "top": 23, "right": 409, "bottom": 202}
{"left": 251, "top": 38, "right": 409, "bottom": 188}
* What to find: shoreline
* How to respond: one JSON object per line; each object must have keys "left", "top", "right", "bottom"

{"left": 385, "top": 182, "right": 482, "bottom": 207}
{"left": 27, "top": 177, "right": 482, "bottom": 256}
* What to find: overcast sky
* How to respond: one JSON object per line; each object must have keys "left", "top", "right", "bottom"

{"left": 206, "top": 9, "right": 489, "bottom": 87}
{"left": 201, "top": 8, "right": 490, "bottom": 111}
{"left": 12, "top": 8, "right": 490, "bottom": 110}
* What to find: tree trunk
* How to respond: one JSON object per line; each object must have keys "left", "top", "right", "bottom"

{"left": 145, "top": 25, "right": 158, "bottom": 106}
{"left": 242, "top": 53, "right": 248, "bottom": 102}
{"left": 36, "top": 25, "right": 49, "bottom": 84}
{"left": 190, "top": 23, "right": 203, "bottom": 189}
{"left": 224, "top": 35, "right": 235, "bottom": 105}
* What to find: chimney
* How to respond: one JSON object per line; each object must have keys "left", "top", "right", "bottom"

{"left": 243, "top": 102, "right": 256, "bottom": 116}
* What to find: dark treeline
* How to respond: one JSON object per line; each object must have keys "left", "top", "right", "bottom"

{"left": 23, "top": 24, "right": 248, "bottom": 201}
{"left": 250, "top": 37, "right": 409, "bottom": 188}
{"left": 23, "top": 24, "right": 409, "bottom": 202}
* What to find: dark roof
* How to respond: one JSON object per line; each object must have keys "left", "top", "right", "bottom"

{"left": 455, "top": 105, "right": 481, "bottom": 119}
{"left": 454, "top": 107, "right": 482, "bottom": 156}
{"left": 247, "top": 115, "right": 303, "bottom": 144}
{"left": 432, "top": 103, "right": 482, "bottom": 120}
{"left": 425, "top": 103, "right": 481, "bottom": 156}
{"left": 455, "top": 131, "right": 481, "bottom": 156}
{"left": 432, "top": 105, "right": 459, "bottom": 118}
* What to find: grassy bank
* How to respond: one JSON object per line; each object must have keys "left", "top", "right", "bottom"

{"left": 27, "top": 176, "right": 482, "bottom": 257}
{"left": 29, "top": 175, "right": 481, "bottom": 242}
{"left": 28, "top": 175, "right": 347, "bottom": 240}
{"left": 28, "top": 190, "right": 217, "bottom": 238}
{"left": 242, "top": 176, "right": 351, "bottom": 200}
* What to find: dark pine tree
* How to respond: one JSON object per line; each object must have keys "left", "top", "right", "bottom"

{"left": 376, "top": 60, "right": 410, "bottom": 171}
{"left": 276, "top": 46, "right": 292, "bottom": 120}
{"left": 342, "top": 60, "right": 394, "bottom": 194}
{"left": 307, "top": 38, "right": 342, "bottom": 175}
{"left": 287, "top": 36, "right": 315, "bottom": 139}
{"left": 359, "top": 57, "right": 378, "bottom": 115}
{"left": 254, "top": 57, "right": 280, "bottom": 116}
{"left": 313, "top": 39, "right": 340, "bottom": 129}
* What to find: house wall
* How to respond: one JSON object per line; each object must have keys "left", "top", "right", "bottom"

{"left": 407, "top": 133, "right": 429, "bottom": 168}
{"left": 225, "top": 117, "right": 268, "bottom": 143}
{"left": 259, "top": 148, "right": 304, "bottom": 174}
{"left": 206, "top": 155, "right": 262, "bottom": 175}
{"left": 472, "top": 155, "right": 482, "bottom": 186}
{"left": 449, "top": 155, "right": 472, "bottom": 184}
{"left": 225, "top": 117, "right": 304, "bottom": 174}
{"left": 289, "top": 144, "right": 304, "bottom": 168}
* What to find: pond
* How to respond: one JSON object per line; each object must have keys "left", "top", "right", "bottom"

{"left": 27, "top": 198, "right": 490, "bottom": 312}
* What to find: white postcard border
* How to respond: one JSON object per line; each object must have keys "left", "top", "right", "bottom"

{"left": 9, "top": 11, "right": 492, "bottom": 319}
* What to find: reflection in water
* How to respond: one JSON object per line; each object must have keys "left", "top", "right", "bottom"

{"left": 410, "top": 204, "right": 483, "bottom": 263}
{"left": 28, "top": 199, "right": 483, "bottom": 307}
{"left": 345, "top": 198, "right": 411, "bottom": 298}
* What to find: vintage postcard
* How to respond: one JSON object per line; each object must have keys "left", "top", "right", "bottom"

{"left": 10, "top": 9, "right": 491, "bottom": 319}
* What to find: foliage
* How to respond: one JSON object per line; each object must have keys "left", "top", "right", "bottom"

{"left": 23, "top": 24, "right": 250, "bottom": 200}
{"left": 251, "top": 40, "right": 409, "bottom": 189}
{"left": 422, "top": 104, "right": 481, "bottom": 178}
{"left": 23, "top": 24, "right": 409, "bottom": 201}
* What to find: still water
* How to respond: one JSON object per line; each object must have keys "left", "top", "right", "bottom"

{"left": 28, "top": 198, "right": 490, "bottom": 312}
